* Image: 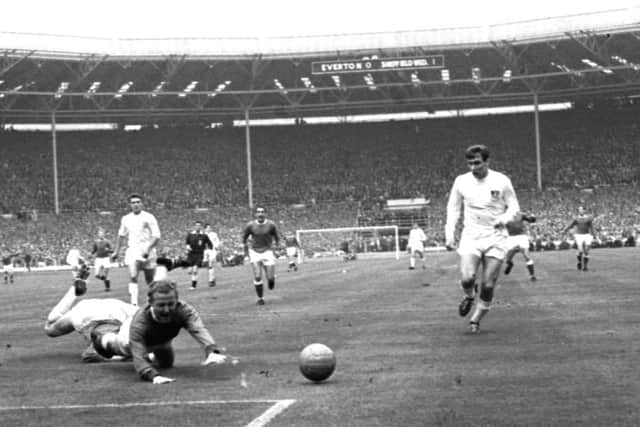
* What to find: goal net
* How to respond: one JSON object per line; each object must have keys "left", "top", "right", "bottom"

{"left": 295, "top": 225, "right": 400, "bottom": 263}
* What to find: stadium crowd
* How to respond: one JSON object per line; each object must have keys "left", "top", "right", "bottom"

{"left": 1, "top": 106, "right": 639, "bottom": 265}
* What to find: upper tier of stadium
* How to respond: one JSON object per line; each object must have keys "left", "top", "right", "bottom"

{"left": 1, "top": 7, "right": 639, "bottom": 58}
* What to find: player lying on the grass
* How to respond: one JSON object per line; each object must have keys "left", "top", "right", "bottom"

{"left": 44, "top": 264, "right": 137, "bottom": 363}
{"left": 91, "top": 258, "right": 229, "bottom": 384}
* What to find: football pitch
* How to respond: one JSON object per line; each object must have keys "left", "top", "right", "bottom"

{"left": 1, "top": 248, "right": 639, "bottom": 426}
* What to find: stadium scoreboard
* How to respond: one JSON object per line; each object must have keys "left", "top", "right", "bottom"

{"left": 311, "top": 55, "right": 444, "bottom": 74}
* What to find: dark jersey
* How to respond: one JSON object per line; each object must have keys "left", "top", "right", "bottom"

{"left": 242, "top": 220, "right": 279, "bottom": 253}
{"left": 185, "top": 232, "right": 212, "bottom": 255}
{"left": 92, "top": 238, "right": 113, "bottom": 258}
{"left": 129, "top": 301, "right": 216, "bottom": 381}
{"left": 567, "top": 215, "right": 594, "bottom": 234}
{"left": 285, "top": 236, "right": 299, "bottom": 248}
{"left": 505, "top": 213, "right": 536, "bottom": 236}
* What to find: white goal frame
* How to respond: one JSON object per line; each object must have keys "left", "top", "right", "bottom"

{"left": 295, "top": 225, "right": 400, "bottom": 263}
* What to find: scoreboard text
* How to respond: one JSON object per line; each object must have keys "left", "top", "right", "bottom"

{"left": 311, "top": 55, "right": 444, "bottom": 75}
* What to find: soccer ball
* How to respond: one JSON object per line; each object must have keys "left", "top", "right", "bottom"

{"left": 299, "top": 343, "right": 336, "bottom": 382}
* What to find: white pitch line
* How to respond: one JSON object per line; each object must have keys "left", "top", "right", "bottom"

{"left": 0, "top": 399, "right": 292, "bottom": 412}
{"left": 245, "top": 399, "right": 296, "bottom": 427}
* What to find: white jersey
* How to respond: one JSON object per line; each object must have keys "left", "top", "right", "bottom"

{"left": 66, "top": 249, "right": 84, "bottom": 267}
{"left": 70, "top": 298, "right": 138, "bottom": 334}
{"left": 445, "top": 169, "right": 520, "bottom": 242}
{"left": 206, "top": 231, "right": 221, "bottom": 249}
{"left": 408, "top": 228, "right": 427, "bottom": 249}
{"left": 118, "top": 210, "right": 161, "bottom": 252}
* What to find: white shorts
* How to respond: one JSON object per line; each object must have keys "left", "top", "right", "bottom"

{"left": 409, "top": 242, "right": 425, "bottom": 255}
{"left": 249, "top": 249, "right": 276, "bottom": 266}
{"left": 507, "top": 235, "right": 531, "bottom": 252}
{"left": 574, "top": 233, "right": 593, "bottom": 248}
{"left": 285, "top": 247, "right": 298, "bottom": 257}
{"left": 124, "top": 247, "right": 157, "bottom": 268}
{"left": 70, "top": 299, "right": 137, "bottom": 336}
{"left": 203, "top": 249, "right": 217, "bottom": 264}
{"left": 94, "top": 257, "right": 111, "bottom": 273}
{"left": 2, "top": 264, "right": 14, "bottom": 273}
{"left": 458, "top": 232, "right": 508, "bottom": 261}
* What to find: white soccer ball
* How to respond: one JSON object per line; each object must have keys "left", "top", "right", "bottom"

{"left": 299, "top": 343, "right": 336, "bottom": 383}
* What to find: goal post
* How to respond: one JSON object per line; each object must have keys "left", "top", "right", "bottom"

{"left": 295, "top": 225, "right": 400, "bottom": 263}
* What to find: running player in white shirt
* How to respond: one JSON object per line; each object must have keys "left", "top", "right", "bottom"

{"left": 445, "top": 145, "right": 520, "bottom": 334}
{"left": 203, "top": 224, "right": 221, "bottom": 287}
{"left": 66, "top": 247, "right": 87, "bottom": 280}
{"left": 111, "top": 194, "right": 161, "bottom": 307}
{"left": 407, "top": 223, "right": 427, "bottom": 270}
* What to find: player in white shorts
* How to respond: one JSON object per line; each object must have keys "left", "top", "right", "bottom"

{"left": 111, "top": 194, "right": 161, "bottom": 307}
{"left": 66, "top": 247, "right": 88, "bottom": 280}
{"left": 563, "top": 206, "right": 595, "bottom": 271}
{"left": 242, "top": 207, "right": 281, "bottom": 305}
{"left": 203, "top": 224, "right": 221, "bottom": 287}
{"left": 44, "top": 270, "right": 138, "bottom": 362}
{"left": 503, "top": 213, "right": 537, "bottom": 281}
{"left": 284, "top": 233, "right": 300, "bottom": 272}
{"left": 407, "top": 223, "right": 427, "bottom": 270}
{"left": 445, "top": 144, "right": 520, "bottom": 334}
{"left": 44, "top": 257, "right": 179, "bottom": 363}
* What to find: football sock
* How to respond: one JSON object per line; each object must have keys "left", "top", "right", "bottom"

{"left": 410, "top": 257, "right": 416, "bottom": 268}
{"left": 460, "top": 278, "right": 476, "bottom": 297}
{"left": 191, "top": 280, "right": 197, "bottom": 288}
{"left": 470, "top": 299, "right": 491, "bottom": 324}
{"left": 254, "top": 282, "right": 264, "bottom": 298}
{"left": 526, "top": 260, "right": 535, "bottom": 276}
{"left": 504, "top": 261, "right": 514, "bottom": 275}
{"left": 583, "top": 256, "right": 589, "bottom": 269}
{"left": 47, "top": 286, "right": 77, "bottom": 322}
{"left": 268, "top": 278, "right": 275, "bottom": 290}
{"left": 478, "top": 285, "right": 494, "bottom": 303}
{"left": 104, "top": 279, "right": 111, "bottom": 290}
{"left": 208, "top": 268, "right": 215, "bottom": 282}
{"left": 128, "top": 282, "right": 139, "bottom": 307}
{"left": 470, "top": 284, "right": 493, "bottom": 323}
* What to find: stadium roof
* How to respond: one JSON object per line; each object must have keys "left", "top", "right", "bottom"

{"left": 1, "top": 2, "right": 640, "bottom": 124}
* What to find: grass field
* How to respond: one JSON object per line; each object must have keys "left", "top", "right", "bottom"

{"left": 1, "top": 248, "right": 639, "bottom": 426}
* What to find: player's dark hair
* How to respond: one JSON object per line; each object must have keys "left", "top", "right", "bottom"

{"left": 148, "top": 280, "right": 179, "bottom": 301}
{"left": 128, "top": 193, "right": 143, "bottom": 202}
{"left": 195, "top": 220, "right": 202, "bottom": 225}
{"left": 465, "top": 144, "right": 490, "bottom": 161}
{"left": 204, "top": 223, "right": 210, "bottom": 227}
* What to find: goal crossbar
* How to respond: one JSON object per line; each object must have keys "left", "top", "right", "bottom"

{"left": 296, "top": 225, "right": 400, "bottom": 261}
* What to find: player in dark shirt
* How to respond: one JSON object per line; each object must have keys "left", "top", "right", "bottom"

{"left": 242, "top": 207, "right": 280, "bottom": 305}
{"left": 563, "top": 206, "right": 595, "bottom": 271}
{"left": 92, "top": 228, "right": 114, "bottom": 291}
{"left": 284, "top": 234, "right": 300, "bottom": 272}
{"left": 91, "top": 276, "right": 229, "bottom": 383}
{"left": 503, "top": 212, "right": 537, "bottom": 281}
{"left": 185, "top": 221, "right": 213, "bottom": 290}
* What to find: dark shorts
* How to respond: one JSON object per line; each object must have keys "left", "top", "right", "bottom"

{"left": 186, "top": 252, "right": 204, "bottom": 267}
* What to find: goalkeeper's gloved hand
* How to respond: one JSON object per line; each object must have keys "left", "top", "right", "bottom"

{"left": 202, "top": 351, "right": 228, "bottom": 366}
{"left": 152, "top": 375, "right": 175, "bottom": 385}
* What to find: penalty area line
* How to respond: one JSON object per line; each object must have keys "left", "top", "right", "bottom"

{"left": 245, "top": 399, "right": 296, "bottom": 427}
{"left": 0, "top": 399, "right": 296, "bottom": 412}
